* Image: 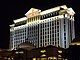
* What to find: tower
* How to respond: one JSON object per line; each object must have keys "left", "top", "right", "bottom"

{"left": 10, "top": 5, "right": 75, "bottom": 50}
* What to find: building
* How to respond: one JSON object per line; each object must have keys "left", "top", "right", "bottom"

{"left": 10, "top": 5, "right": 75, "bottom": 50}
{"left": 18, "top": 41, "right": 35, "bottom": 50}
{"left": 0, "top": 49, "right": 15, "bottom": 60}
{"left": 27, "top": 45, "right": 65, "bottom": 60}
{"left": 10, "top": 17, "right": 28, "bottom": 50}
{"left": 14, "top": 42, "right": 35, "bottom": 60}
{"left": 13, "top": 45, "right": 65, "bottom": 60}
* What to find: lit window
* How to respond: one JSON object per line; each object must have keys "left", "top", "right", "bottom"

{"left": 40, "top": 50, "right": 46, "bottom": 53}
{"left": 58, "top": 50, "right": 62, "bottom": 53}
{"left": 58, "top": 55, "right": 62, "bottom": 57}
{"left": 53, "top": 57, "right": 57, "bottom": 59}
{"left": 41, "top": 54, "right": 46, "bottom": 57}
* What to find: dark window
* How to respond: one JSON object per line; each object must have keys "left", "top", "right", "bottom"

{"left": 64, "top": 33, "right": 66, "bottom": 36}
{"left": 57, "top": 29, "right": 59, "bottom": 32}
{"left": 64, "top": 37, "right": 66, "bottom": 40}
{"left": 57, "top": 20, "right": 59, "bottom": 25}
{"left": 52, "top": 34, "right": 54, "bottom": 37}
{"left": 50, "top": 22, "right": 51, "bottom": 26}
{"left": 64, "top": 19, "right": 66, "bottom": 24}
{"left": 52, "top": 21, "right": 54, "bottom": 26}
{"left": 48, "top": 35, "right": 49, "bottom": 38}
{"left": 57, "top": 33, "right": 59, "bottom": 36}
{"left": 57, "top": 26, "right": 59, "bottom": 29}
{"left": 40, "top": 40, "right": 42, "bottom": 43}
{"left": 64, "top": 25, "right": 66, "bottom": 31}
{"left": 52, "top": 27, "right": 54, "bottom": 29}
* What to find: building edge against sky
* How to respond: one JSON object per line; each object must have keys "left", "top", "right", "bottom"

{"left": 10, "top": 5, "right": 75, "bottom": 50}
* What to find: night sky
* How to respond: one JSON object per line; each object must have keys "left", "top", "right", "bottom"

{"left": 0, "top": 0, "right": 80, "bottom": 49}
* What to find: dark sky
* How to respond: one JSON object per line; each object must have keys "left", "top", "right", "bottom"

{"left": 0, "top": 0, "right": 80, "bottom": 49}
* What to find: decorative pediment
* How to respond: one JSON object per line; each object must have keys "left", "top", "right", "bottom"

{"left": 25, "top": 8, "right": 41, "bottom": 18}
{"left": 67, "top": 8, "right": 75, "bottom": 15}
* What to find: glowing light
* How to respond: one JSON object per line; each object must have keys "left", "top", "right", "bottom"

{"left": 58, "top": 50, "right": 62, "bottom": 53}
{"left": 77, "top": 43, "right": 80, "bottom": 45}
{"left": 15, "top": 51, "right": 24, "bottom": 54}
{"left": 58, "top": 55, "right": 62, "bottom": 57}
{"left": 60, "top": 5, "right": 67, "bottom": 9}
{"left": 12, "top": 58, "right": 14, "bottom": 60}
{"left": 9, "top": 24, "right": 15, "bottom": 27}
{"left": 40, "top": 50, "right": 46, "bottom": 53}
{"left": 71, "top": 43, "right": 80, "bottom": 45}
{"left": 14, "top": 24, "right": 27, "bottom": 30}
{"left": 48, "top": 57, "right": 53, "bottom": 59}
{"left": 14, "top": 17, "right": 27, "bottom": 23}
{"left": 15, "top": 51, "right": 18, "bottom": 54}
{"left": 33, "top": 58, "right": 36, "bottom": 60}
{"left": 8, "top": 58, "right": 10, "bottom": 60}
{"left": 53, "top": 57, "right": 57, "bottom": 59}
{"left": 25, "top": 8, "right": 41, "bottom": 18}
{"left": 41, "top": 54, "right": 46, "bottom": 57}
{"left": 67, "top": 8, "right": 75, "bottom": 15}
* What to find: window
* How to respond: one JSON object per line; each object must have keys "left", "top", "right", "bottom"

{"left": 57, "top": 20, "right": 59, "bottom": 25}
{"left": 52, "top": 27, "right": 54, "bottom": 29}
{"left": 64, "top": 25, "right": 66, "bottom": 31}
{"left": 57, "top": 33, "right": 59, "bottom": 36}
{"left": 64, "top": 37, "right": 66, "bottom": 40}
{"left": 40, "top": 36, "right": 42, "bottom": 39}
{"left": 64, "top": 19, "right": 66, "bottom": 24}
{"left": 52, "top": 21, "right": 54, "bottom": 26}
{"left": 40, "top": 44, "right": 42, "bottom": 47}
{"left": 47, "top": 22, "right": 49, "bottom": 27}
{"left": 64, "top": 33, "right": 66, "bottom": 36}
{"left": 45, "top": 40, "right": 47, "bottom": 42}
{"left": 52, "top": 34, "right": 54, "bottom": 37}
{"left": 64, "top": 41, "right": 66, "bottom": 44}
{"left": 57, "top": 29, "right": 59, "bottom": 32}
{"left": 42, "top": 24, "right": 44, "bottom": 28}
{"left": 50, "top": 22, "right": 51, "bottom": 26}
{"left": 57, "top": 26, "right": 59, "bottom": 29}
{"left": 65, "top": 44, "right": 66, "bottom": 48}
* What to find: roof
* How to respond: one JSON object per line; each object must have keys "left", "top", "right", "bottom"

{"left": 18, "top": 41, "right": 35, "bottom": 50}
{"left": 19, "top": 41, "right": 35, "bottom": 47}
{"left": 13, "top": 17, "right": 27, "bottom": 23}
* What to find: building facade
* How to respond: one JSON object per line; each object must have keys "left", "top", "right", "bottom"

{"left": 27, "top": 45, "right": 65, "bottom": 60}
{"left": 10, "top": 5, "right": 75, "bottom": 50}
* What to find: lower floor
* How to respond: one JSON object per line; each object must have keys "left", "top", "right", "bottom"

{"left": 31, "top": 57, "right": 66, "bottom": 60}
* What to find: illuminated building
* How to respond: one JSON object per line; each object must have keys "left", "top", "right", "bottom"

{"left": 10, "top": 5, "right": 75, "bottom": 50}
{"left": 27, "top": 45, "right": 65, "bottom": 60}
{"left": 10, "top": 17, "right": 28, "bottom": 50}
{"left": 15, "top": 45, "right": 65, "bottom": 60}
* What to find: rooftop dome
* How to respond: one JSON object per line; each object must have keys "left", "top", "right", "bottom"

{"left": 18, "top": 41, "right": 35, "bottom": 50}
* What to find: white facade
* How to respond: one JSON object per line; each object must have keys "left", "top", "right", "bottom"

{"left": 10, "top": 5, "right": 75, "bottom": 50}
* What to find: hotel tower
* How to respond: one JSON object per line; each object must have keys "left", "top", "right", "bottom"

{"left": 10, "top": 5, "right": 75, "bottom": 50}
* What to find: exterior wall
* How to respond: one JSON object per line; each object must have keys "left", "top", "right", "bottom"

{"left": 10, "top": 26, "right": 15, "bottom": 50}
{"left": 10, "top": 5, "right": 75, "bottom": 50}
{"left": 27, "top": 24, "right": 39, "bottom": 47}
{"left": 10, "top": 24, "right": 28, "bottom": 50}
{"left": 39, "top": 14, "right": 75, "bottom": 48}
